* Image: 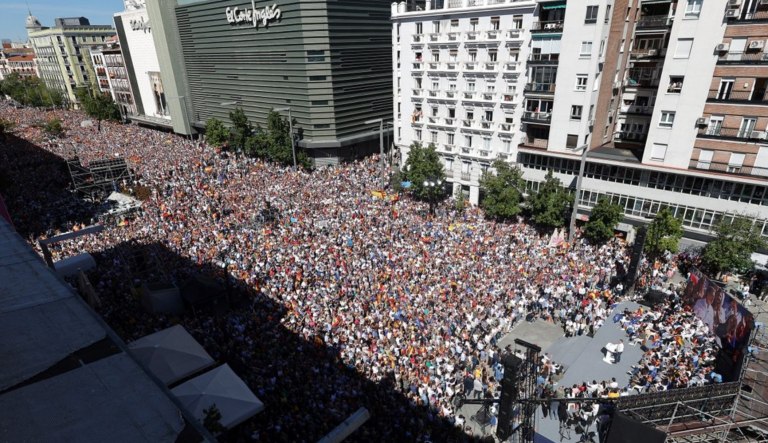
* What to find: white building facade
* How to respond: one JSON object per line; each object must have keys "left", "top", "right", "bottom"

{"left": 114, "top": 0, "right": 170, "bottom": 127}
{"left": 392, "top": 0, "right": 536, "bottom": 203}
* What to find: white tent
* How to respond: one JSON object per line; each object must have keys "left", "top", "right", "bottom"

{"left": 171, "top": 364, "right": 265, "bottom": 429}
{"left": 128, "top": 325, "right": 215, "bottom": 385}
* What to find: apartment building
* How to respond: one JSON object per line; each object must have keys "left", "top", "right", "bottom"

{"left": 89, "top": 37, "right": 137, "bottom": 119}
{"left": 395, "top": 0, "right": 768, "bottom": 239}
{"left": 392, "top": 0, "right": 537, "bottom": 203}
{"left": 26, "top": 15, "right": 116, "bottom": 106}
{"left": 0, "top": 42, "right": 37, "bottom": 80}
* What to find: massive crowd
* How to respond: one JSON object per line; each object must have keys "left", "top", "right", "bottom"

{"left": 0, "top": 103, "right": 731, "bottom": 441}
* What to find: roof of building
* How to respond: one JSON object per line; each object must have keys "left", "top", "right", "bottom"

{"left": 0, "top": 218, "right": 191, "bottom": 442}
{"left": 7, "top": 55, "right": 35, "bottom": 62}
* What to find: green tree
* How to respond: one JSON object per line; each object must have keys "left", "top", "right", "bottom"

{"left": 202, "top": 403, "right": 225, "bottom": 435}
{"left": 204, "top": 117, "right": 229, "bottom": 148}
{"left": 229, "top": 107, "right": 252, "bottom": 152}
{"left": 75, "top": 87, "right": 120, "bottom": 131}
{"left": 0, "top": 73, "right": 63, "bottom": 108}
{"left": 403, "top": 142, "right": 446, "bottom": 201}
{"left": 644, "top": 207, "right": 683, "bottom": 259}
{"left": 701, "top": 216, "right": 767, "bottom": 276}
{"left": 43, "top": 118, "right": 64, "bottom": 137}
{"left": 454, "top": 186, "right": 468, "bottom": 213}
{"left": 527, "top": 170, "right": 573, "bottom": 228}
{"left": 583, "top": 197, "right": 623, "bottom": 244}
{"left": 478, "top": 159, "right": 525, "bottom": 220}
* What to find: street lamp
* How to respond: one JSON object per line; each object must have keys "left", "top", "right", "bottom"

{"left": 364, "top": 118, "right": 389, "bottom": 182}
{"left": 274, "top": 107, "right": 297, "bottom": 169}
{"left": 568, "top": 144, "right": 589, "bottom": 243}
{"left": 422, "top": 177, "right": 443, "bottom": 215}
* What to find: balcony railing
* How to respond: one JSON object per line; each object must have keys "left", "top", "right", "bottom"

{"left": 484, "top": 62, "right": 497, "bottom": 72}
{"left": 707, "top": 89, "right": 767, "bottom": 103}
{"left": 531, "top": 21, "right": 564, "bottom": 33}
{"left": 463, "top": 92, "right": 476, "bottom": 100}
{"left": 520, "top": 136, "right": 549, "bottom": 149}
{"left": 528, "top": 53, "right": 559, "bottom": 64}
{"left": 620, "top": 104, "right": 653, "bottom": 115}
{"left": 444, "top": 144, "right": 455, "bottom": 152}
{"left": 614, "top": 132, "right": 648, "bottom": 143}
{"left": 507, "top": 30, "right": 522, "bottom": 39}
{"left": 629, "top": 48, "right": 663, "bottom": 58}
{"left": 445, "top": 91, "right": 458, "bottom": 99}
{"left": 727, "top": 10, "right": 768, "bottom": 21}
{"left": 522, "top": 111, "right": 552, "bottom": 123}
{"left": 636, "top": 15, "right": 672, "bottom": 28}
{"left": 689, "top": 159, "right": 768, "bottom": 178}
{"left": 624, "top": 77, "right": 660, "bottom": 88}
{"left": 460, "top": 172, "right": 472, "bottom": 181}
{"left": 428, "top": 90, "right": 439, "bottom": 97}
{"left": 717, "top": 52, "right": 768, "bottom": 64}
{"left": 465, "top": 62, "right": 478, "bottom": 71}
{"left": 413, "top": 88, "right": 423, "bottom": 96}
{"left": 413, "top": 35, "right": 423, "bottom": 43}
{"left": 504, "top": 62, "right": 520, "bottom": 71}
{"left": 481, "top": 92, "right": 495, "bottom": 101}
{"left": 499, "top": 123, "right": 514, "bottom": 132}
{"left": 697, "top": 127, "right": 768, "bottom": 141}
{"left": 524, "top": 83, "right": 556, "bottom": 93}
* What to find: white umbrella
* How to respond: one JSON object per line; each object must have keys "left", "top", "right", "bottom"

{"left": 171, "top": 364, "right": 265, "bottom": 429}
{"left": 128, "top": 325, "right": 214, "bottom": 385}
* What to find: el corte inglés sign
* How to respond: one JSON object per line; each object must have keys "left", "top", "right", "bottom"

{"left": 226, "top": 0, "right": 281, "bottom": 29}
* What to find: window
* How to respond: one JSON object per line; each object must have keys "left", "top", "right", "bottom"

{"left": 585, "top": 6, "right": 599, "bottom": 24}
{"left": 570, "top": 105, "right": 583, "bottom": 120}
{"left": 445, "top": 158, "right": 453, "bottom": 171}
{"left": 470, "top": 18, "right": 478, "bottom": 31}
{"left": 674, "top": 39, "right": 693, "bottom": 58}
{"left": 307, "top": 50, "right": 326, "bottom": 62}
{"left": 432, "top": 51, "right": 440, "bottom": 62}
{"left": 491, "top": 17, "right": 500, "bottom": 30}
{"left": 415, "top": 129, "right": 422, "bottom": 140}
{"left": 467, "top": 110, "right": 474, "bottom": 120}
{"left": 604, "top": 5, "right": 612, "bottom": 23}
{"left": 432, "top": 21, "right": 440, "bottom": 33}
{"left": 488, "top": 49, "right": 498, "bottom": 62}
{"left": 451, "top": 19, "right": 459, "bottom": 28}
{"left": 728, "top": 153, "right": 746, "bottom": 172}
{"left": 484, "top": 110, "right": 493, "bottom": 121}
{"left": 707, "top": 116, "right": 724, "bottom": 136}
{"left": 580, "top": 41, "right": 593, "bottom": 56}
{"left": 431, "top": 106, "right": 438, "bottom": 117}
{"left": 467, "top": 82, "right": 475, "bottom": 92}
{"left": 566, "top": 134, "right": 578, "bottom": 149}
{"left": 416, "top": 22, "right": 423, "bottom": 34}
{"left": 650, "top": 144, "right": 667, "bottom": 161}
{"left": 449, "top": 49, "right": 458, "bottom": 62}
{"left": 685, "top": 0, "right": 702, "bottom": 17}
{"left": 503, "top": 139, "right": 511, "bottom": 152}
{"left": 738, "top": 117, "right": 757, "bottom": 138}
{"left": 465, "top": 135, "right": 473, "bottom": 147}
{"left": 311, "top": 100, "right": 328, "bottom": 106}
{"left": 448, "top": 108, "right": 456, "bottom": 118}
{"left": 659, "top": 111, "right": 675, "bottom": 128}
{"left": 469, "top": 50, "right": 477, "bottom": 61}
{"left": 697, "top": 150, "right": 713, "bottom": 169}
{"left": 431, "top": 131, "right": 438, "bottom": 143}
{"left": 668, "top": 76, "right": 683, "bottom": 93}
{"left": 483, "top": 137, "right": 491, "bottom": 150}
{"left": 513, "top": 15, "right": 523, "bottom": 29}
{"left": 576, "top": 75, "right": 588, "bottom": 91}
{"left": 447, "top": 133, "right": 455, "bottom": 144}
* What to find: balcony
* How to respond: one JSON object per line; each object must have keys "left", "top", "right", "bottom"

{"left": 726, "top": 10, "right": 768, "bottom": 22}
{"left": 519, "top": 136, "right": 549, "bottom": 149}
{"left": 427, "top": 62, "right": 440, "bottom": 71}
{"left": 507, "top": 29, "right": 522, "bottom": 40}
{"left": 706, "top": 89, "right": 767, "bottom": 103}
{"left": 620, "top": 104, "right": 653, "bottom": 115}
{"left": 447, "top": 32, "right": 460, "bottom": 43}
{"left": 428, "top": 89, "right": 439, "bottom": 97}
{"left": 521, "top": 111, "right": 552, "bottom": 124}
{"left": 485, "top": 30, "right": 500, "bottom": 40}
{"left": 501, "top": 94, "right": 516, "bottom": 107}
{"left": 717, "top": 52, "right": 768, "bottom": 64}
{"left": 504, "top": 61, "right": 521, "bottom": 72}
{"left": 614, "top": 132, "right": 647, "bottom": 143}
{"left": 466, "top": 31, "right": 480, "bottom": 42}
{"left": 689, "top": 159, "right": 768, "bottom": 178}
{"left": 524, "top": 83, "right": 556, "bottom": 94}
{"left": 483, "top": 62, "right": 498, "bottom": 72}
{"left": 460, "top": 172, "right": 472, "bottom": 181}
{"left": 481, "top": 92, "right": 495, "bottom": 101}
{"left": 480, "top": 120, "right": 493, "bottom": 129}
{"left": 412, "top": 62, "right": 423, "bottom": 71}
{"left": 697, "top": 127, "right": 768, "bottom": 141}
{"left": 444, "top": 62, "right": 459, "bottom": 71}
{"left": 629, "top": 48, "right": 663, "bottom": 59}
{"left": 636, "top": 15, "right": 672, "bottom": 29}
{"left": 499, "top": 123, "right": 514, "bottom": 132}
{"left": 428, "top": 33, "right": 440, "bottom": 42}
{"left": 465, "top": 62, "right": 478, "bottom": 71}
{"left": 444, "top": 144, "right": 455, "bottom": 152}
{"left": 412, "top": 35, "right": 423, "bottom": 44}
{"left": 445, "top": 90, "right": 458, "bottom": 99}
{"left": 624, "top": 69, "right": 660, "bottom": 88}
{"left": 413, "top": 88, "right": 423, "bottom": 96}
{"left": 528, "top": 53, "right": 559, "bottom": 64}
{"left": 531, "top": 21, "right": 564, "bottom": 33}
{"left": 463, "top": 92, "right": 476, "bottom": 100}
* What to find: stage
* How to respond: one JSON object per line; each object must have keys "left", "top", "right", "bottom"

{"left": 535, "top": 302, "right": 644, "bottom": 442}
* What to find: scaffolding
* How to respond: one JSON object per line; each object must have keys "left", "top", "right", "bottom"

{"left": 66, "top": 156, "right": 134, "bottom": 201}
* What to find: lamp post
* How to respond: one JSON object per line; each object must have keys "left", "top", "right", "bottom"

{"left": 364, "top": 118, "right": 389, "bottom": 182}
{"left": 422, "top": 177, "right": 443, "bottom": 215}
{"left": 568, "top": 145, "right": 589, "bottom": 243}
{"left": 274, "top": 107, "right": 297, "bottom": 169}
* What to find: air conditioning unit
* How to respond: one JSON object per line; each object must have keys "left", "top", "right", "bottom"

{"left": 716, "top": 42, "right": 730, "bottom": 52}
{"left": 725, "top": 9, "right": 739, "bottom": 18}
{"left": 751, "top": 131, "right": 767, "bottom": 140}
{"left": 648, "top": 49, "right": 658, "bottom": 56}
{"left": 696, "top": 117, "right": 708, "bottom": 126}
{"left": 749, "top": 40, "right": 766, "bottom": 50}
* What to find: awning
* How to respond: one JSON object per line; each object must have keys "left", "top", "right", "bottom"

{"left": 541, "top": 2, "right": 566, "bottom": 9}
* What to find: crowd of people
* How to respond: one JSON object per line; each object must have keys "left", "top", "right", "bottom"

{"left": 0, "top": 102, "right": 734, "bottom": 441}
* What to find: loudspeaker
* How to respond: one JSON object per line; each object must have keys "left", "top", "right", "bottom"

{"left": 625, "top": 227, "right": 647, "bottom": 285}
{"left": 606, "top": 412, "right": 665, "bottom": 443}
{"left": 496, "top": 355, "right": 522, "bottom": 441}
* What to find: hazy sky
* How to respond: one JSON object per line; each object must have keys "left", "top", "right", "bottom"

{"left": 0, "top": 1, "right": 124, "bottom": 42}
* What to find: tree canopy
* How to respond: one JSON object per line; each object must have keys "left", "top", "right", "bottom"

{"left": 527, "top": 170, "right": 573, "bottom": 229}
{"left": 644, "top": 207, "right": 683, "bottom": 259}
{"left": 75, "top": 87, "right": 120, "bottom": 131}
{"left": 0, "top": 73, "right": 64, "bottom": 108}
{"left": 583, "top": 197, "right": 623, "bottom": 244}
{"left": 478, "top": 159, "right": 525, "bottom": 220}
{"left": 229, "top": 107, "right": 252, "bottom": 152}
{"left": 701, "top": 216, "right": 767, "bottom": 276}
{"left": 403, "top": 142, "right": 446, "bottom": 201}
{"left": 43, "top": 118, "right": 64, "bottom": 137}
{"left": 204, "top": 118, "right": 229, "bottom": 148}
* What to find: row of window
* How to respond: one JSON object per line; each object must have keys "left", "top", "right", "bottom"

{"left": 518, "top": 152, "right": 768, "bottom": 206}
{"left": 414, "top": 129, "right": 514, "bottom": 152}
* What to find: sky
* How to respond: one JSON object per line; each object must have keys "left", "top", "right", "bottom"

{"left": 0, "top": 1, "right": 125, "bottom": 42}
